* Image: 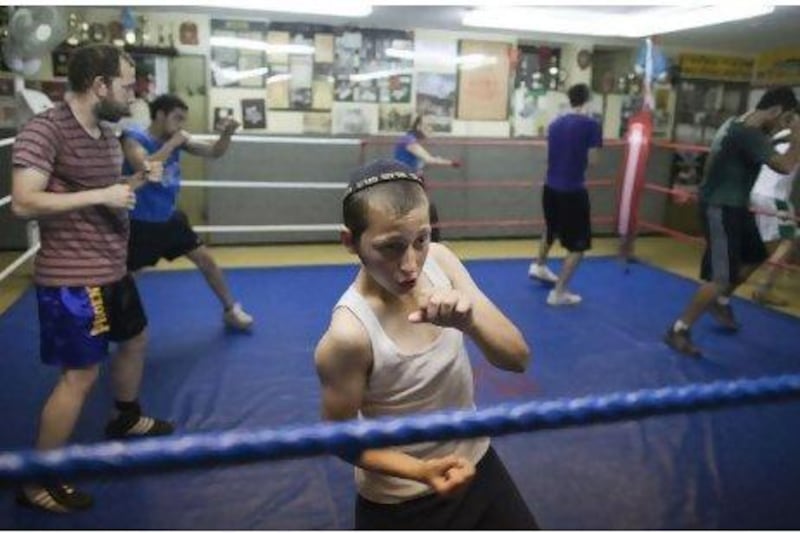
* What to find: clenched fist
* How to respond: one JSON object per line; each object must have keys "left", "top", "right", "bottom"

{"left": 408, "top": 288, "right": 474, "bottom": 331}
{"left": 143, "top": 160, "right": 164, "bottom": 183}
{"left": 102, "top": 184, "right": 136, "bottom": 210}
{"left": 419, "top": 455, "right": 475, "bottom": 497}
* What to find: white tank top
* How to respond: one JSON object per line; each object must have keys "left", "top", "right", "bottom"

{"left": 334, "top": 255, "right": 490, "bottom": 504}
{"left": 751, "top": 130, "right": 796, "bottom": 201}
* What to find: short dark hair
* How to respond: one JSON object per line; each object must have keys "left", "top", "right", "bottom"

{"left": 67, "top": 44, "right": 134, "bottom": 93}
{"left": 567, "top": 83, "right": 591, "bottom": 107}
{"left": 408, "top": 115, "right": 426, "bottom": 139}
{"left": 756, "top": 86, "right": 799, "bottom": 113}
{"left": 149, "top": 94, "right": 189, "bottom": 120}
{"left": 342, "top": 159, "right": 428, "bottom": 243}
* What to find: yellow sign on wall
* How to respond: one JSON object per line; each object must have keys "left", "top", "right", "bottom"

{"left": 754, "top": 47, "right": 800, "bottom": 86}
{"left": 679, "top": 54, "right": 754, "bottom": 82}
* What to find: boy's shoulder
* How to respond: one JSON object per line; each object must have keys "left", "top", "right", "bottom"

{"left": 428, "top": 242, "right": 460, "bottom": 270}
{"left": 320, "top": 306, "right": 371, "bottom": 356}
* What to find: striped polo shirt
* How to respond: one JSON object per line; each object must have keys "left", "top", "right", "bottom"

{"left": 12, "top": 102, "right": 129, "bottom": 287}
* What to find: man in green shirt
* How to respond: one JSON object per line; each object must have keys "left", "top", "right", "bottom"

{"left": 665, "top": 86, "right": 800, "bottom": 356}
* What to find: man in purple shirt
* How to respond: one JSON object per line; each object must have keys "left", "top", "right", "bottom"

{"left": 529, "top": 83, "right": 602, "bottom": 305}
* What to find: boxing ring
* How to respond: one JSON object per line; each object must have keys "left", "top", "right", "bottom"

{"left": 1, "top": 132, "right": 799, "bottom": 529}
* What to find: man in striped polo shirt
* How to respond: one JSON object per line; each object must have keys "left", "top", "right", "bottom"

{"left": 11, "top": 44, "right": 173, "bottom": 513}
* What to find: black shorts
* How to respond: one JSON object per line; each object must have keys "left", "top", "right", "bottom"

{"left": 355, "top": 446, "right": 539, "bottom": 530}
{"left": 542, "top": 185, "right": 591, "bottom": 252}
{"left": 36, "top": 274, "right": 147, "bottom": 368}
{"left": 700, "top": 203, "right": 768, "bottom": 286}
{"left": 128, "top": 210, "right": 203, "bottom": 271}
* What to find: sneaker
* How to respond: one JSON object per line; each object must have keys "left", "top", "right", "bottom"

{"left": 546, "top": 289, "right": 582, "bottom": 306}
{"left": 105, "top": 414, "right": 174, "bottom": 440}
{"left": 752, "top": 289, "right": 788, "bottom": 308}
{"left": 664, "top": 327, "right": 701, "bottom": 357}
{"left": 708, "top": 301, "right": 740, "bottom": 331}
{"left": 528, "top": 263, "right": 558, "bottom": 283}
{"left": 16, "top": 483, "right": 93, "bottom": 513}
{"left": 224, "top": 302, "right": 254, "bottom": 330}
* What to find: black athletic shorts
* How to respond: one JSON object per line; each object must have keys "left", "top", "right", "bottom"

{"left": 699, "top": 203, "right": 768, "bottom": 286}
{"left": 355, "top": 446, "right": 539, "bottom": 530}
{"left": 542, "top": 185, "right": 592, "bottom": 252}
{"left": 128, "top": 210, "right": 203, "bottom": 272}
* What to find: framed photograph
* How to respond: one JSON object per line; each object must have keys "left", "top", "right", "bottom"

{"left": 332, "top": 103, "right": 377, "bottom": 135}
{"left": 213, "top": 107, "right": 235, "bottom": 132}
{"left": 241, "top": 98, "right": 266, "bottom": 129}
{"left": 303, "top": 112, "right": 331, "bottom": 135}
{"left": 379, "top": 104, "right": 413, "bottom": 133}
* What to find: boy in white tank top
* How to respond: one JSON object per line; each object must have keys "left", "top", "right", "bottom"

{"left": 314, "top": 160, "right": 539, "bottom": 529}
{"left": 749, "top": 128, "right": 798, "bottom": 307}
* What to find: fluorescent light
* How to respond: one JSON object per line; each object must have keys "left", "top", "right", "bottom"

{"left": 462, "top": 5, "right": 775, "bottom": 38}
{"left": 211, "top": 64, "right": 270, "bottom": 86}
{"left": 385, "top": 48, "right": 415, "bottom": 61}
{"left": 350, "top": 68, "right": 413, "bottom": 82}
{"left": 385, "top": 48, "right": 497, "bottom": 69}
{"left": 195, "top": 1, "right": 372, "bottom": 17}
{"left": 267, "top": 73, "right": 292, "bottom": 85}
{"left": 210, "top": 36, "right": 315, "bottom": 55}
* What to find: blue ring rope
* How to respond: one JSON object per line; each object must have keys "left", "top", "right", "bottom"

{"left": 1, "top": 373, "right": 799, "bottom": 484}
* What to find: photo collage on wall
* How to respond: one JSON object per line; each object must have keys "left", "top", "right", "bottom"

{"left": 212, "top": 20, "right": 423, "bottom": 134}
{"left": 332, "top": 28, "right": 414, "bottom": 134}
{"left": 264, "top": 21, "right": 337, "bottom": 114}
{"left": 210, "top": 19, "right": 269, "bottom": 89}
{"left": 333, "top": 29, "right": 413, "bottom": 104}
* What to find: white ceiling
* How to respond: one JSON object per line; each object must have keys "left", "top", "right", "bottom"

{"left": 157, "top": 4, "right": 800, "bottom": 56}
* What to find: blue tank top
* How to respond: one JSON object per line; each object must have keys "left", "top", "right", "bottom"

{"left": 393, "top": 132, "right": 422, "bottom": 172}
{"left": 122, "top": 127, "right": 182, "bottom": 222}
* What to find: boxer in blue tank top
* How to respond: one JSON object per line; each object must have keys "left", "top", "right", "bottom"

{"left": 121, "top": 94, "right": 254, "bottom": 331}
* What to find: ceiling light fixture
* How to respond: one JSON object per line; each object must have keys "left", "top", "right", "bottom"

{"left": 210, "top": 36, "right": 315, "bottom": 55}
{"left": 462, "top": 5, "right": 775, "bottom": 38}
{"left": 194, "top": 1, "right": 372, "bottom": 18}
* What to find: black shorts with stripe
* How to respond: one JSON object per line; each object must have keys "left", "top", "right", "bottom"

{"left": 699, "top": 203, "right": 768, "bottom": 286}
{"left": 36, "top": 274, "right": 147, "bottom": 368}
{"left": 542, "top": 185, "right": 592, "bottom": 252}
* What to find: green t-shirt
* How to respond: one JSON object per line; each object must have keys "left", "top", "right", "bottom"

{"left": 699, "top": 120, "right": 774, "bottom": 207}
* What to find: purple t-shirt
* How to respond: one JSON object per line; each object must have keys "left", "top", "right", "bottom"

{"left": 546, "top": 113, "right": 603, "bottom": 191}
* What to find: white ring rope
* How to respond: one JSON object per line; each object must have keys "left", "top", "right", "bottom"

{"left": 0, "top": 243, "right": 39, "bottom": 283}
{"left": 181, "top": 180, "right": 346, "bottom": 190}
{"left": 194, "top": 224, "right": 341, "bottom": 233}
{"left": 0, "top": 195, "right": 10, "bottom": 208}
{"left": 192, "top": 134, "right": 361, "bottom": 145}
{"left": 0, "top": 137, "right": 14, "bottom": 148}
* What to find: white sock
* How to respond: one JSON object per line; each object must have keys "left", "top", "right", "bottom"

{"left": 673, "top": 320, "right": 689, "bottom": 332}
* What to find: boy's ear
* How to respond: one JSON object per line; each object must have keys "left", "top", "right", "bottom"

{"left": 340, "top": 227, "right": 358, "bottom": 254}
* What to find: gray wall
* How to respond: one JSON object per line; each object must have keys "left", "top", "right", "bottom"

{"left": 0, "top": 135, "right": 675, "bottom": 250}
{"left": 204, "top": 137, "right": 637, "bottom": 244}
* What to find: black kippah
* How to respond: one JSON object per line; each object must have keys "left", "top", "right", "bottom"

{"left": 343, "top": 159, "right": 424, "bottom": 201}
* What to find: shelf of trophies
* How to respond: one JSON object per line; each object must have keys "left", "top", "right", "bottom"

{"left": 52, "top": 9, "right": 178, "bottom": 77}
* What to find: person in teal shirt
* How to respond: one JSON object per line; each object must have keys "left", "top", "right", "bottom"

{"left": 665, "top": 86, "right": 800, "bottom": 356}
